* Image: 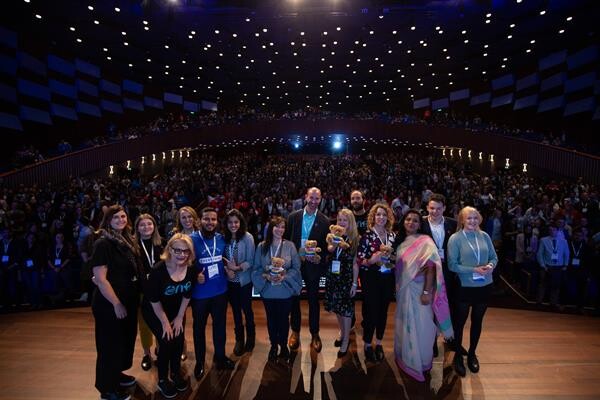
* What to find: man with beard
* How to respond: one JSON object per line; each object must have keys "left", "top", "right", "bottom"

{"left": 190, "top": 208, "right": 234, "bottom": 379}
{"left": 351, "top": 190, "right": 368, "bottom": 236}
{"left": 285, "top": 187, "right": 330, "bottom": 352}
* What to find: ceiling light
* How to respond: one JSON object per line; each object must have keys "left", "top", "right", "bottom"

{"left": 69, "top": 27, "right": 75, "bottom": 31}
{"left": 566, "top": 16, "right": 573, "bottom": 21}
{"left": 88, "top": 5, "right": 94, "bottom": 11}
{"left": 144, "top": 26, "right": 149, "bottom": 31}
{"left": 143, "top": 20, "right": 148, "bottom": 25}
{"left": 94, "top": 20, "right": 99, "bottom": 24}
{"left": 164, "top": 44, "right": 169, "bottom": 49}
{"left": 486, "top": 13, "right": 492, "bottom": 17}
{"left": 559, "top": 29, "right": 565, "bottom": 34}
{"left": 540, "top": 10, "right": 546, "bottom": 15}
{"left": 35, "top": 14, "right": 42, "bottom": 19}
{"left": 76, "top": 38, "right": 82, "bottom": 43}
{"left": 114, "top": 7, "right": 120, "bottom": 12}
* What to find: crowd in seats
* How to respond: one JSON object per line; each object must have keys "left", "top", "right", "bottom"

{"left": 0, "top": 149, "right": 598, "bottom": 313}
{"left": 4, "top": 108, "right": 598, "bottom": 173}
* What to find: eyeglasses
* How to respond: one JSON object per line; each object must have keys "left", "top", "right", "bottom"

{"left": 170, "top": 247, "right": 191, "bottom": 255}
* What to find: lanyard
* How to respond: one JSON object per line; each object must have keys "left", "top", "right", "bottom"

{"left": 571, "top": 242, "right": 582, "bottom": 258}
{"left": 462, "top": 230, "right": 480, "bottom": 265}
{"left": 374, "top": 229, "right": 388, "bottom": 246}
{"left": 228, "top": 242, "right": 236, "bottom": 261}
{"left": 199, "top": 232, "right": 217, "bottom": 258}
{"left": 335, "top": 246, "right": 343, "bottom": 261}
{"left": 140, "top": 239, "right": 154, "bottom": 268}
{"left": 3, "top": 240, "right": 10, "bottom": 253}
{"left": 270, "top": 240, "right": 282, "bottom": 259}
{"left": 55, "top": 246, "right": 62, "bottom": 259}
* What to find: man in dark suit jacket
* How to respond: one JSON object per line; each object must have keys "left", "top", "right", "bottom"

{"left": 285, "top": 187, "right": 330, "bottom": 352}
{"left": 420, "top": 194, "right": 460, "bottom": 354}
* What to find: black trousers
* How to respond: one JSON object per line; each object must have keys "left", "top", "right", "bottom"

{"left": 360, "top": 269, "right": 394, "bottom": 344}
{"left": 92, "top": 288, "right": 139, "bottom": 394}
{"left": 191, "top": 293, "right": 227, "bottom": 365}
{"left": 227, "top": 281, "right": 255, "bottom": 340}
{"left": 142, "top": 307, "right": 185, "bottom": 380}
{"left": 263, "top": 297, "right": 292, "bottom": 347}
{"left": 454, "top": 285, "right": 491, "bottom": 356}
{"left": 290, "top": 265, "right": 323, "bottom": 335}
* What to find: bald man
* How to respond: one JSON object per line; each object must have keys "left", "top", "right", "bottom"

{"left": 285, "top": 187, "right": 330, "bottom": 352}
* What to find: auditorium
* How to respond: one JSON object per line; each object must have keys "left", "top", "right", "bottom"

{"left": 1, "top": 1, "right": 599, "bottom": 399}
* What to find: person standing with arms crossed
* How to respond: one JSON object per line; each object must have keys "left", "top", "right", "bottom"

{"left": 285, "top": 187, "right": 330, "bottom": 352}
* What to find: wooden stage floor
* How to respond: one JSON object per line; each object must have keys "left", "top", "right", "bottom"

{"left": 0, "top": 302, "right": 599, "bottom": 400}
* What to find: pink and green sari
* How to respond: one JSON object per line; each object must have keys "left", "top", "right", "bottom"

{"left": 394, "top": 234, "right": 453, "bottom": 382}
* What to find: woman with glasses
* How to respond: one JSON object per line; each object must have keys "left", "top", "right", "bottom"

{"left": 142, "top": 233, "right": 197, "bottom": 398}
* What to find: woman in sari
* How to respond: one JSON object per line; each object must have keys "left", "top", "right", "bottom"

{"left": 394, "top": 210, "right": 453, "bottom": 382}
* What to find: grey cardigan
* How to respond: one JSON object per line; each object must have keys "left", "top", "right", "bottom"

{"left": 252, "top": 240, "right": 302, "bottom": 299}
{"left": 225, "top": 232, "right": 255, "bottom": 287}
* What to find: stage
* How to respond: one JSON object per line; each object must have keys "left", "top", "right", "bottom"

{"left": 0, "top": 302, "right": 599, "bottom": 400}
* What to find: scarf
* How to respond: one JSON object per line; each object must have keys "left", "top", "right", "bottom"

{"left": 99, "top": 228, "right": 142, "bottom": 279}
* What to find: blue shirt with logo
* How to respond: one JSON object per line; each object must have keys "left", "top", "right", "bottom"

{"left": 191, "top": 231, "right": 227, "bottom": 299}
{"left": 143, "top": 261, "right": 196, "bottom": 320}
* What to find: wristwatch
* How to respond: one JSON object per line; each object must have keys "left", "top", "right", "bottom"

{"left": 422, "top": 290, "right": 430, "bottom": 295}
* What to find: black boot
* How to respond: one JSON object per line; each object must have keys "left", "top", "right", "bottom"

{"left": 233, "top": 329, "right": 245, "bottom": 356}
{"left": 453, "top": 353, "right": 466, "bottom": 377}
{"left": 245, "top": 327, "right": 256, "bottom": 352}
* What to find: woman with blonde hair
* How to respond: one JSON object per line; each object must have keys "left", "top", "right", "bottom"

{"left": 357, "top": 203, "right": 396, "bottom": 362}
{"left": 171, "top": 206, "right": 199, "bottom": 237}
{"left": 142, "top": 233, "right": 197, "bottom": 398}
{"left": 324, "top": 209, "right": 360, "bottom": 357}
{"left": 447, "top": 206, "right": 498, "bottom": 377}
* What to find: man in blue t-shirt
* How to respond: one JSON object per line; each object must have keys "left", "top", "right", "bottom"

{"left": 191, "top": 207, "right": 234, "bottom": 379}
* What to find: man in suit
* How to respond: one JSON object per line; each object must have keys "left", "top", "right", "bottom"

{"left": 420, "top": 193, "right": 460, "bottom": 354}
{"left": 285, "top": 187, "right": 330, "bottom": 352}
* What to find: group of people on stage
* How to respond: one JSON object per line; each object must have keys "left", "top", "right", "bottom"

{"left": 88, "top": 185, "right": 502, "bottom": 400}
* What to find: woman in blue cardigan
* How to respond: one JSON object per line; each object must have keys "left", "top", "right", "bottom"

{"left": 223, "top": 209, "right": 256, "bottom": 356}
{"left": 252, "top": 216, "right": 302, "bottom": 362}
{"left": 447, "top": 206, "right": 498, "bottom": 378}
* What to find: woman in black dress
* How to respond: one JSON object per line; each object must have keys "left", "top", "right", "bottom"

{"left": 90, "top": 205, "right": 141, "bottom": 400}
{"left": 134, "top": 214, "right": 164, "bottom": 371}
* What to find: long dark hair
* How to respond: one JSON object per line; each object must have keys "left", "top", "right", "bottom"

{"left": 262, "top": 216, "right": 286, "bottom": 257}
{"left": 392, "top": 209, "right": 423, "bottom": 250}
{"left": 97, "top": 204, "right": 139, "bottom": 255}
{"left": 224, "top": 209, "right": 248, "bottom": 243}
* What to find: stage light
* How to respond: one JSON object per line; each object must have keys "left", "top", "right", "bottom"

{"left": 449, "top": 149, "right": 453, "bottom": 156}
{"left": 126, "top": 160, "right": 131, "bottom": 170}
{"left": 293, "top": 142, "right": 300, "bottom": 149}
{"left": 442, "top": 148, "right": 446, "bottom": 156}
{"left": 505, "top": 158, "right": 510, "bottom": 169}
{"left": 479, "top": 152, "right": 483, "bottom": 160}
{"left": 490, "top": 154, "right": 495, "bottom": 162}
{"left": 468, "top": 150, "right": 472, "bottom": 158}
{"left": 522, "top": 163, "right": 528, "bottom": 172}
{"left": 458, "top": 149, "right": 462, "bottom": 157}
{"left": 333, "top": 141, "right": 342, "bottom": 150}
{"left": 162, "top": 152, "right": 166, "bottom": 160}
{"left": 109, "top": 165, "right": 114, "bottom": 175}
{"left": 141, "top": 156, "right": 145, "bottom": 165}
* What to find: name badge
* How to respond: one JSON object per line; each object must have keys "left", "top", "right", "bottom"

{"left": 582, "top": 208, "right": 587, "bottom": 213}
{"left": 1, "top": 255, "right": 8, "bottom": 263}
{"left": 41, "top": 222, "right": 47, "bottom": 229}
{"left": 551, "top": 253, "right": 558, "bottom": 262}
{"left": 54, "top": 258, "right": 62, "bottom": 266}
{"left": 472, "top": 272, "right": 486, "bottom": 281}
{"left": 379, "top": 265, "right": 393, "bottom": 274}
{"left": 572, "top": 258, "right": 580, "bottom": 266}
{"left": 331, "top": 260, "right": 341, "bottom": 274}
{"left": 26, "top": 259, "right": 34, "bottom": 268}
{"left": 438, "top": 248, "right": 445, "bottom": 261}
{"left": 207, "top": 263, "right": 219, "bottom": 279}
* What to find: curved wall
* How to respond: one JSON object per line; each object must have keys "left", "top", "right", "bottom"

{"left": 3, "top": 120, "right": 599, "bottom": 186}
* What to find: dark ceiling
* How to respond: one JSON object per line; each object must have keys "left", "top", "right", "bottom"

{"left": 7, "top": 0, "right": 600, "bottom": 111}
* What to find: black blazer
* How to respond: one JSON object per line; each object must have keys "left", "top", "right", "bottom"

{"left": 420, "top": 216, "right": 457, "bottom": 266}
{"left": 285, "top": 209, "right": 330, "bottom": 273}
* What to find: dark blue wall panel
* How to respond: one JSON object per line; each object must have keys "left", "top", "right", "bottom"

{"left": 48, "top": 55, "right": 75, "bottom": 77}
{"left": 123, "top": 98, "right": 144, "bottom": 111}
{"left": 75, "top": 59, "right": 100, "bottom": 78}
{"left": 123, "top": 79, "right": 143, "bottom": 95}
{"left": 49, "top": 79, "right": 77, "bottom": 99}
{"left": 0, "top": 112, "right": 22, "bottom": 130}
{"left": 20, "top": 106, "right": 51, "bottom": 125}
{"left": 144, "top": 96, "right": 163, "bottom": 109}
{"left": 76, "top": 101, "right": 101, "bottom": 117}
{"left": 76, "top": 79, "right": 98, "bottom": 97}
{"left": 51, "top": 104, "right": 78, "bottom": 120}
{"left": 17, "top": 79, "right": 50, "bottom": 101}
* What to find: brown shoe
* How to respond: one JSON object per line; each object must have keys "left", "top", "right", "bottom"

{"left": 288, "top": 331, "right": 300, "bottom": 351}
{"left": 311, "top": 335, "right": 322, "bottom": 353}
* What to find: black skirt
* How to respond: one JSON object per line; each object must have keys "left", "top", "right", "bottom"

{"left": 457, "top": 283, "right": 492, "bottom": 304}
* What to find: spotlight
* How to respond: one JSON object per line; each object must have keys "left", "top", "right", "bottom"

{"left": 333, "top": 141, "right": 342, "bottom": 150}
{"left": 293, "top": 142, "right": 300, "bottom": 149}
{"left": 523, "top": 163, "right": 528, "bottom": 172}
